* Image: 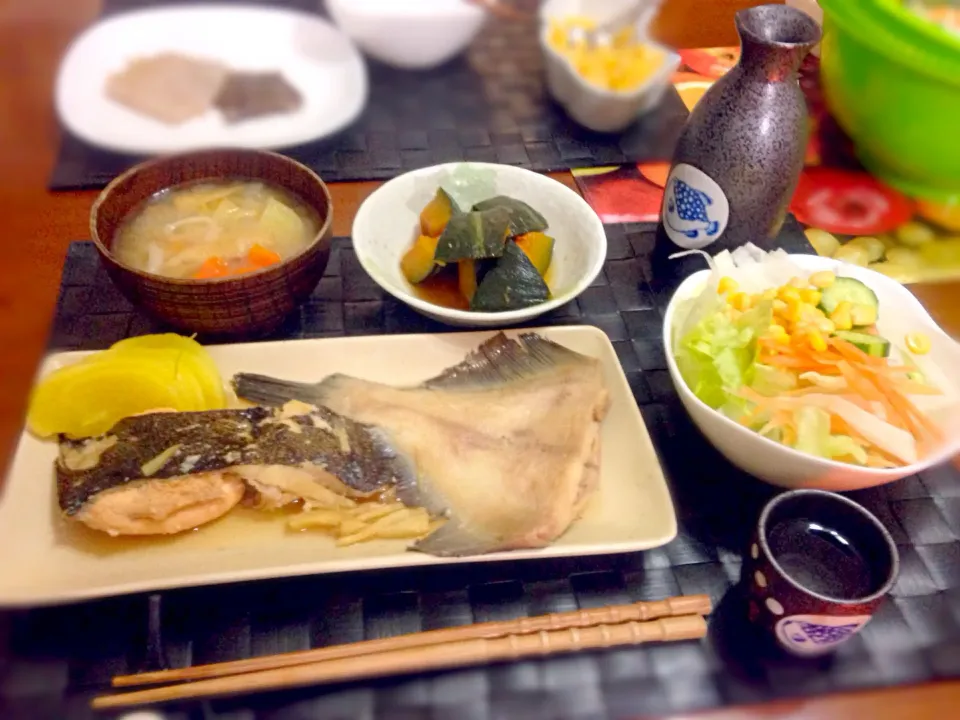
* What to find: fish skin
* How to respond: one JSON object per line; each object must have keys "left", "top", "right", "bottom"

{"left": 56, "top": 404, "right": 414, "bottom": 516}
{"left": 233, "top": 332, "right": 610, "bottom": 556}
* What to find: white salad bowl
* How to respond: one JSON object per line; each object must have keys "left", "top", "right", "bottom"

{"left": 663, "top": 253, "right": 960, "bottom": 491}
{"left": 352, "top": 162, "right": 606, "bottom": 327}
{"left": 539, "top": 0, "right": 681, "bottom": 133}
{"left": 324, "top": 0, "right": 487, "bottom": 70}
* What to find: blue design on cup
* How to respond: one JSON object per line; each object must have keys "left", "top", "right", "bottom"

{"left": 783, "top": 619, "right": 860, "bottom": 646}
{"left": 665, "top": 178, "right": 721, "bottom": 240}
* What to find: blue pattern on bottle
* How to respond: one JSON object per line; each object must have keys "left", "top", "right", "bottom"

{"left": 664, "top": 177, "right": 721, "bottom": 241}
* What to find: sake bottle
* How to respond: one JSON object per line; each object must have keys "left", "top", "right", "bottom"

{"left": 658, "top": 4, "right": 821, "bottom": 253}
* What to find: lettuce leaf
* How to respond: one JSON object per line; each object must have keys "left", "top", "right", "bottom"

{"left": 675, "top": 299, "right": 774, "bottom": 414}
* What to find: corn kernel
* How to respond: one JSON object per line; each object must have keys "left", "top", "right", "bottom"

{"left": 905, "top": 332, "right": 931, "bottom": 355}
{"left": 807, "top": 331, "right": 827, "bottom": 353}
{"left": 809, "top": 270, "right": 836, "bottom": 289}
{"left": 785, "top": 298, "right": 803, "bottom": 323}
{"left": 729, "top": 291, "right": 750, "bottom": 311}
{"left": 800, "top": 289, "right": 822, "bottom": 305}
{"left": 717, "top": 276, "right": 738, "bottom": 294}
{"left": 778, "top": 286, "right": 801, "bottom": 304}
{"left": 829, "top": 301, "right": 853, "bottom": 331}
{"left": 767, "top": 324, "right": 790, "bottom": 344}
{"left": 798, "top": 304, "right": 826, "bottom": 323}
{"left": 761, "top": 288, "right": 778, "bottom": 301}
{"left": 772, "top": 299, "right": 788, "bottom": 314}
{"left": 817, "top": 318, "right": 836, "bottom": 334}
{"left": 789, "top": 276, "right": 807, "bottom": 288}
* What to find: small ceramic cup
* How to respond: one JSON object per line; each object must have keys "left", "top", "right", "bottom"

{"left": 743, "top": 489, "right": 899, "bottom": 657}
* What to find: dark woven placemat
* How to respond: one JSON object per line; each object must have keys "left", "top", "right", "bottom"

{"left": 3, "top": 220, "right": 960, "bottom": 720}
{"left": 48, "top": 0, "right": 689, "bottom": 192}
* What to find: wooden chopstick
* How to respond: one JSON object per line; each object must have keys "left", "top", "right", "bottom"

{"left": 112, "top": 594, "right": 711, "bottom": 688}
{"left": 93, "top": 613, "right": 707, "bottom": 710}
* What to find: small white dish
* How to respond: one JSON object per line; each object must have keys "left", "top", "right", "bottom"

{"left": 663, "top": 254, "right": 960, "bottom": 491}
{"left": 324, "top": 0, "right": 487, "bottom": 70}
{"left": 0, "top": 327, "right": 676, "bottom": 606}
{"left": 539, "top": 0, "right": 681, "bottom": 133}
{"left": 54, "top": 4, "right": 368, "bottom": 155}
{"left": 352, "top": 162, "right": 607, "bottom": 327}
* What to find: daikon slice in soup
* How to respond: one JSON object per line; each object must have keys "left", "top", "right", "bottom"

{"left": 112, "top": 180, "right": 321, "bottom": 280}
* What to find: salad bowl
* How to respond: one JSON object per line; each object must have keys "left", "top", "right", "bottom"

{"left": 663, "top": 250, "right": 960, "bottom": 491}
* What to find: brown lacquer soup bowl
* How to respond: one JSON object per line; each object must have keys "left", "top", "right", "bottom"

{"left": 90, "top": 148, "right": 333, "bottom": 338}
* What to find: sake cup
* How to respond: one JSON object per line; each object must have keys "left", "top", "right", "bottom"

{"left": 743, "top": 489, "right": 899, "bottom": 657}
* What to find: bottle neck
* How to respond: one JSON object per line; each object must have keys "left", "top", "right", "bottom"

{"left": 738, "top": 36, "right": 811, "bottom": 83}
{"left": 733, "top": 5, "right": 821, "bottom": 83}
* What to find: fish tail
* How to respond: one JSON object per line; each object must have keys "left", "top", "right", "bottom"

{"left": 412, "top": 518, "right": 499, "bottom": 557}
{"left": 231, "top": 373, "right": 330, "bottom": 407}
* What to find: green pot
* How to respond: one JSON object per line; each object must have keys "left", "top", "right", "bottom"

{"left": 818, "top": 0, "right": 960, "bottom": 202}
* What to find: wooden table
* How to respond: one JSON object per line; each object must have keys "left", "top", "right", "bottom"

{"left": 0, "top": 1, "right": 957, "bottom": 717}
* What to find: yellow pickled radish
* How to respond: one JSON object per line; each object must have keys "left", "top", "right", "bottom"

{"left": 26, "top": 333, "right": 227, "bottom": 439}
{"left": 905, "top": 332, "right": 931, "bottom": 355}
{"left": 29, "top": 362, "right": 188, "bottom": 439}
{"left": 108, "top": 334, "right": 225, "bottom": 406}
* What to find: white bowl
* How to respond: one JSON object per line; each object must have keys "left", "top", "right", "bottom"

{"left": 539, "top": 0, "right": 681, "bottom": 133}
{"left": 663, "top": 254, "right": 960, "bottom": 491}
{"left": 324, "top": 0, "right": 486, "bottom": 70}
{"left": 352, "top": 162, "right": 607, "bottom": 327}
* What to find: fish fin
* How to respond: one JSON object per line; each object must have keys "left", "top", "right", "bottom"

{"left": 412, "top": 517, "right": 501, "bottom": 557}
{"left": 422, "top": 332, "right": 591, "bottom": 390}
{"left": 706, "top": 220, "right": 720, "bottom": 236}
{"left": 231, "top": 373, "right": 329, "bottom": 407}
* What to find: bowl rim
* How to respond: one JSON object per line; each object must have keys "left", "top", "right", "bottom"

{"left": 757, "top": 488, "right": 900, "bottom": 605}
{"left": 662, "top": 254, "right": 960, "bottom": 479}
{"left": 88, "top": 147, "right": 334, "bottom": 285}
{"left": 350, "top": 161, "right": 607, "bottom": 323}
{"left": 326, "top": 0, "right": 485, "bottom": 20}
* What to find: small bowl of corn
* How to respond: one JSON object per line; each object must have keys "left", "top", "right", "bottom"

{"left": 539, "top": 0, "right": 680, "bottom": 133}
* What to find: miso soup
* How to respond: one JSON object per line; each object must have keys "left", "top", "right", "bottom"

{"left": 112, "top": 180, "right": 321, "bottom": 280}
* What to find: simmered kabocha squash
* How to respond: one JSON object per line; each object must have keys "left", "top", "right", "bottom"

{"left": 472, "top": 196, "right": 548, "bottom": 236}
{"left": 514, "top": 232, "right": 555, "bottom": 277}
{"left": 403, "top": 189, "right": 556, "bottom": 313}
{"left": 434, "top": 207, "right": 511, "bottom": 263}
{"left": 471, "top": 242, "right": 549, "bottom": 312}
{"left": 419, "top": 188, "right": 460, "bottom": 237}
{"left": 458, "top": 260, "right": 478, "bottom": 303}
{"left": 401, "top": 234, "right": 440, "bottom": 284}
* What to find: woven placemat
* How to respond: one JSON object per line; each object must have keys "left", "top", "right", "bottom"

{"left": 2, "top": 220, "right": 959, "bottom": 720}
{"left": 48, "top": 0, "right": 689, "bottom": 192}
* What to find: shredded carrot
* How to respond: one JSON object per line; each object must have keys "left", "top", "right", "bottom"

{"left": 758, "top": 355, "right": 825, "bottom": 370}
{"left": 874, "top": 375, "right": 944, "bottom": 447}
{"left": 829, "top": 337, "right": 885, "bottom": 366}
{"left": 836, "top": 361, "right": 906, "bottom": 430}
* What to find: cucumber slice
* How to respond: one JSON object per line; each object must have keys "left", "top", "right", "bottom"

{"left": 819, "top": 277, "right": 879, "bottom": 316}
{"left": 833, "top": 330, "right": 891, "bottom": 358}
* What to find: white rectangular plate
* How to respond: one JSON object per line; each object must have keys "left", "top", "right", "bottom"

{"left": 0, "top": 327, "right": 677, "bottom": 607}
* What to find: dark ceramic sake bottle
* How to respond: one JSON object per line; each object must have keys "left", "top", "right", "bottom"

{"left": 658, "top": 4, "right": 821, "bottom": 252}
